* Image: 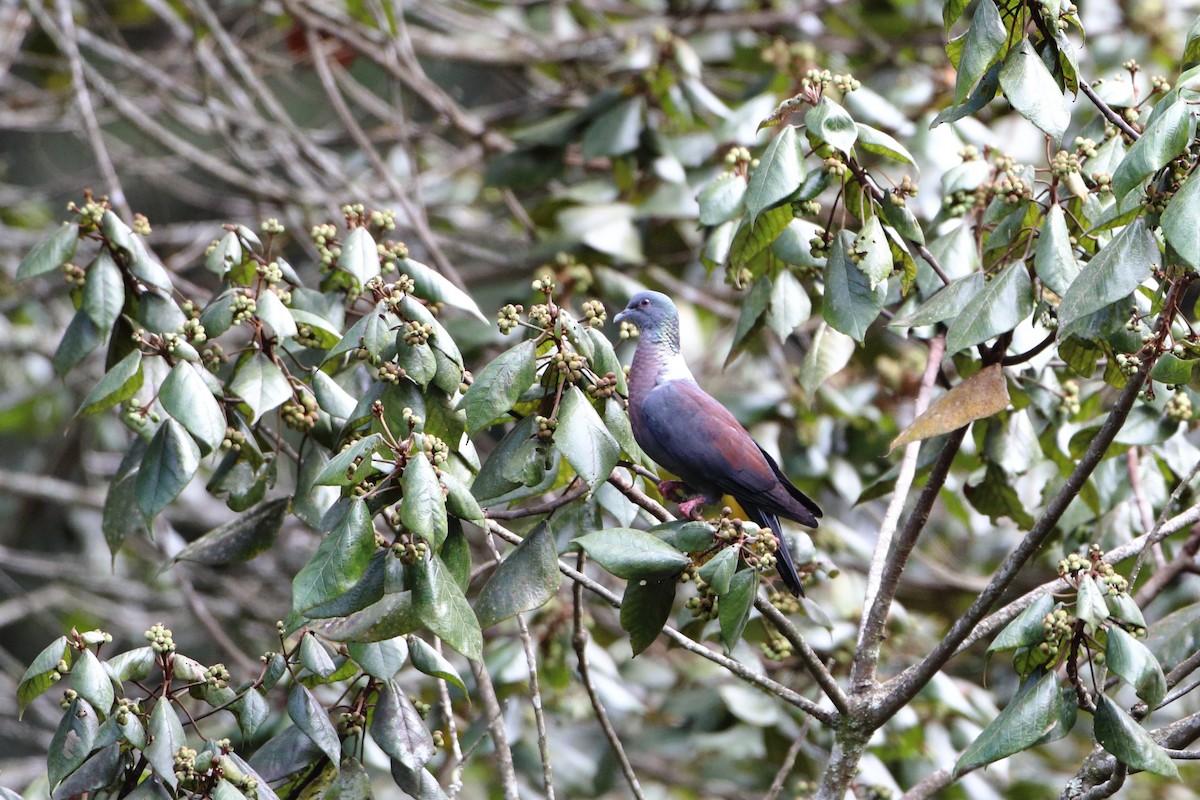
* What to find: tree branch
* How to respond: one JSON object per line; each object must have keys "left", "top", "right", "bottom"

{"left": 756, "top": 596, "right": 850, "bottom": 714}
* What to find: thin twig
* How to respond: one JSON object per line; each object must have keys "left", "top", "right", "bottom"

{"left": 573, "top": 551, "right": 645, "bottom": 800}
{"left": 485, "top": 479, "right": 588, "bottom": 520}
{"left": 852, "top": 334, "right": 946, "bottom": 689}
{"left": 1130, "top": 455, "right": 1200, "bottom": 587}
{"left": 762, "top": 723, "right": 809, "bottom": 800}
{"left": 468, "top": 658, "right": 520, "bottom": 800}
{"left": 755, "top": 597, "right": 849, "bottom": 714}
{"left": 432, "top": 638, "right": 465, "bottom": 798}
{"left": 1080, "top": 80, "right": 1141, "bottom": 141}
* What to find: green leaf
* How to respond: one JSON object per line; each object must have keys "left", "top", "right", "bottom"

{"left": 402, "top": 452, "right": 448, "bottom": 551}
{"left": 652, "top": 519, "right": 717, "bottom": 552}
{"left": 76, "top": 350, "right": 142, "bottom": 418}
{"left": 943, "top": 0, "right": 970, "bottom": 30}
{"left": 292, "top": 498, "right": 375, "bottom": 613}
{"left": 1094, "top": 694, "right": 1180, "bottom": 778}
{"left": 964, "top": 465, "right": 1034, "bottom": 528}
{"left": 731, "top": 204, "right": 794, "bottom": 269}
{"left": 945, "top": 262, "right": 1033, "bottom": 354}
{"left": 621, "top": 577, "right": 677, "bottom": 656}
{"left": 805, "top": 97, "right": 858, "bottom": 154}
{"left": 1161, "top": 165, "right": 1200, "bottom": 269}
{"left": 144, "top": 698, "right": 185, "bottom": 788}
{"left": 17, "top": 222, "right": 78, "bottom": 281}
{"left": 348, "top": 639, "right": 409, "bottom": 682}
{"left": 52, "top": 742, "right": 121, "bottom": 799}
{"left": 159, "top": 362, "right": 226, "bottom": 454}
{"left": 372, "top": 680, "right": 435, "bottom": 769}
{"left": 697, "top": 547, "right": 738, "bottom": 594}
{"left": 954, "top": 671, "right": 1068, "bottom": 775}
{"left": 798, "top": 322, "right": 855, "bottom": 400}
{"left": 989, "top": 594, "right": 1055, "bottom": 653}
{"left": 310, "top": 371, "right": 357, "bottom": 420}
{"left": 18, "top": 636, "right": 70, "bottom": 718}
{"left": 574, "top": 528, "right": 689, "bottom": 580}
{"left": 718, "top": 569, "right": 756, "bottom": 651}
{"left": 1057, "top": 218, "right": 1158, "bottom": 332}
{"left": 955, "top": 0, "right": 1007, "bottom": 103}
{"left": 54, "top": 311, "right": 103, "bottom": 376}
{"left": 414, "top": 555, "right": 483, "bottom": 660}
{"left": 205, "top": 231, "right": 241, "bottom": 277}
{"left": 1106, "top": 626, "right": 1167, "bottom": 708}
{"left": 823, "top": 230, "right": 885, "bottom": 341}
{"left": 475, "top": 522, "right": 563, "bottom": 629}
{"left": 933, "top": 63, "right": 1001, "bottom": 128}
{"left": 852, "top": 215, "right": 892, "bottom": 290}
{"left": 726, "top": 275, "right": 772, "bottom": 365}
{"left": 698, "top": 174, "right": 747, "bottom": 226}
{"left": 1150, "top": 353, "right": 1194, "bottom": 385}
{"left": 765, "top": 269, "right": 811, "bottom": 339}
{"left": 461, "top": 339, "right": 537, "bottom": 433}
{"left": 401, "top": 257, "right": 488, "bottom": 323}
{"left": 1109, "top": 593, "right": 1147, "bottom": 629}
{"left": 1035, "top": 205, "right": 1080, "bottom": 296}
{"left": 581, "top": 97, "right": 644, "bottom": 159}
{"left": 231, "top": 354, "right": 293, "bottom": 424}
{"left": 48, "top": 697, "right": 99, "bottom": 788}
{"left": 299, "top": 634, "right": 337, "bottom": 679}
{"left": 745, "top": 125, "right": 805, "bottom": 223}
{"left": 854, "top": 123, "right": 917, "bottom": 166}
{"left": 81, "top": 250, "right": 125, "bottom": 333}
{"left": 70, "top": 649, "right": 114, "bottom": 715}
{"left": 314, "top": 589, "right": 419, "bottom": 643}
{"left": 174, "top": 497, "right": 288, "bottom": 566}
{"left": 1076, "top": 575, "right": 1110, "bottom": 636}
{"left": 1112, "top": 98, "right": 1194, "bottom": 201}
{"left": 256, "top": 290, "right": 297, "bottom": 338}
{"left": 999, "top": 38, "right": 1070, "bottom": 143}
{"left": 555, "top": 386, "right": 620, "bottom": 490}
{"left": 339, "top": 227, "right": 380, "bottom": 287}
{"left": 136, "top": 419, "right": 200, "bottom": 519}
{"left": 390, "top": 760, "right": 451, "bottom": 800}
{"left": 288, "top": 308, "right": 342, "bottom": 349}
{"left": 891, "top": 274, "right": 984, "bottom": 327}
{"left": 408, "top": 636, "right": 467, "bottom": 693}
{"left": 315, "top": 433, "right": 385, "bottom": 487}
{"left": 288, "top": 684, "right": 341, "bottom": 766}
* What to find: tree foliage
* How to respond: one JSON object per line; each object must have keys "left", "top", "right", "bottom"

{"left": 4, "top": 1, "right": 1200, "bottom": 799}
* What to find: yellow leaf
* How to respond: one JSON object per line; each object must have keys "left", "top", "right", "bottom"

{"left": 890, "top": 364, "right": 1010, "bottom": 452}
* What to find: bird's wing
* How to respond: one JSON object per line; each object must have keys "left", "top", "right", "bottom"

{"left": 639, "top": 380, "right": 819, "bottom": 526}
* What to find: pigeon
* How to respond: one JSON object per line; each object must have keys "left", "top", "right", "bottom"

{"left": 614, "top": 290, "right": 821, "bottom": 596}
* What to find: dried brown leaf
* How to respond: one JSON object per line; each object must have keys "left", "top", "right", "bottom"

{"left": 890, "top": 364, "right": 1009, "bottom": 452}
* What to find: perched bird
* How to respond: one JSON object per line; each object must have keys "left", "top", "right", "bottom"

{"left": 614, "top": 290, "right": 821, "bottom": 596}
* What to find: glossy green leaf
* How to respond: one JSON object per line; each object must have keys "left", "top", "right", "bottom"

{"left": 48, "top": 697, "right": 99, "bottom": 788}
{"left": 798, "top": 322, "right": 855, "bottom": 400}
{"left": 76, "top": 350, "right": 142, "bottom": 418}
{"left": 765, "top": 269, "right": 811, "bottom": 339}
{"left": 292, "top": 498, "right": 375, "bottom": 613}
{"left": 955, "top": 0, "right": 1007, "bottom": 103}
{"left": 159, "top": 362, "right": 226, "bottom": 454}
{"left": 555, "top": 386, "right": 620, "bottom": 490}
{"left": 288, "top": 684, "right": 341, "bottom": 766}
{"left": 1112, "top": 98, "right": 1193, "bottom": 201}
{"left": 315, "top": 433, "right": 385, "bottom": 487}
{"left": 745, "top": 125, "right": 804, "bottom": 222}
{"left": 256, "top": 290, "right": 297, "bottom": 338}
{"left": 1094, "top": 694, "right": 1180, "bottom": 778}
{"left": 144, "top": 698, "right": 185, "bottom": 788}
{"left": 52, "top": 742, "right": 121, "bottom": 800}
{"left": 18, "top": 636, "right": 71, "bottom": 718}
{"left": 70, "top": 649, "right": 114, "bottom": 715}
{"left": 621, "top": 577, "right": 677, "bottom": 656}
{"left": 1150, "top": 353, "right": 1193, "bottom": 385}
{"left": 698, "top": 547, "right": 738, "bottom": 595}
{"left": 581, "top": 96, "right": 643, "bottom": 159}
{"left": 413, "top": 554, "right": 483, "bottom": 660}
{"left": 408, "top": 636, "right": 466, "bottom": 693}
{"left": 371, "top": 680, "right": 435, "bottom": 769}
{"left": 1035, "top": 205, "right": 1080, "bottom": 296}
{"left": 726, "top": 275, "right": 771, "bottom": 365}
{"left": 805, "top": 97, "right": 858, "bottom": 153}
{"left": 718, "top": 569, "right": 756, "bottom": 651}
{"left": 231, "top": 354, "right": 292, "bottom": 424}
{"left": 400, "top": 257, "right": 488, "bottom": 323}
{"left": 1058, "top": 218, "right": 1158, "bottom": 332}
{"left": 475, "top": 522, "right": 562, "bottom": 628}
{"left": 1161, "top": 166, "right": 1200, "bottom": 269}
{"left": 574, "top": 528, "right": 689, "bottom": 580}
{"left": 205, "top": 231, "right": 241, "bottom": 276}
{"left": 989, "top": 594, "right": 1055, "bottom": 653}
{"left": 288, "top": 308, "right": 341, "bottom": 349}
{"left": 954, "top": 671, "right": 1067, "bottom": 775}
{"left": 698, "top": 174, "right": 747, "bottom": 226}
{"left": 310, "top": 371, "right": 357, "bottom": 420}
{"left": 1076, "top": 575, "right": 1110, "bottom": 635}
{"left": 174, "top": 497, "right": 288, "bottom": 566}
{"left": 402, "top": 452, "right": 448, "bottom": 551}
{"left": 461, "top": 339, "right": 537, "bottom": 433}
{"left": 945, "top": 262, "right": 1033, "bottom": 354}
{"left": 136, "top": 419, "right": 200, "bottom": 519}
{"left": 891, "top": 273, "right": 983, "bottom": 327}
{"left": 17, "top": 222, "right": 78, "bottom": 281}
{"left": 855, "top": 123, "right": 917, "bottom": 166}
{"left": 339, "top": 227, "right": 380, "bottom": 287}
{"left": 1106, "top": 626, "right": 1167, "bottom": 708}
{"left": 348, "top": 639, "right": 408, "bottom": 682}
{"left": 299, "top": 634, "right": 337, "bottom": 679}
{"left": 390, "top": 759, "right": 450, "bottom": 800}
{"left": 81, "top": 250, "right": 124, "bottom": 333}
{"left": 999, "top": 38, "right": 1070, "bottom": 143}
{"left": 823, "top": 230, "right": 886, "bottom": 341}
{"left": 853, "top": 215, "right": 892, "bottom": 289}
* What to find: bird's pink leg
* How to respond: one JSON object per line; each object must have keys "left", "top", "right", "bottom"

{"left": 657, "top": 480, "right": 687, "bottom": 501}
{"left": 677, "top": 496, "right": 708, "bottom": 521}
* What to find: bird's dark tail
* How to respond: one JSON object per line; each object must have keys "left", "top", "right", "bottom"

{"left": 748, "top": 508, "right": 804, "bottom": 597}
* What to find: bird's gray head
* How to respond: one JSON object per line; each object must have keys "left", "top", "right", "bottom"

{"left": 613, "top": 291, "right": 679, "bottom": 343}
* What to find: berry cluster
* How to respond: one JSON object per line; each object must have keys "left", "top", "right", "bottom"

{"left": 582, "top": 299, "right": 606, "bottom": 328}
{"left": 145, "top": 622, "right": 175, "bottom": 654}
{"left": 403, "top": 321, "right": 433, "bottom": 346}
{"left": 497, "top": 303, "right": 523, "bottom": 334}
{"left": 282, "top": 393, "right": 319, "bottom": 433}
{"left": 1058, "top": 380, "right": 1081, "bottom": 416}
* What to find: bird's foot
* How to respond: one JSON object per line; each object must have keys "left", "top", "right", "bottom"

{"left": 657, "top": 480, "right": 687, "bottom": 501}
{"left": 677, "top": 497, "right": 708, "bottom": 521}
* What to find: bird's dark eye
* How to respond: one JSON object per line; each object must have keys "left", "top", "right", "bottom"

{"left": 639, "top": 298, "right": 650, "bottom": 308}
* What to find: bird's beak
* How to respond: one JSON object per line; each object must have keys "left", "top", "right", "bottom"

{"left": 613, "top": 308, "right": 629, "bottom": 324}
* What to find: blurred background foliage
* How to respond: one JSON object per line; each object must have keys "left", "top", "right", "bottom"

{"left": 1, "top": 0, "right": 1199, "bottom": 798}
